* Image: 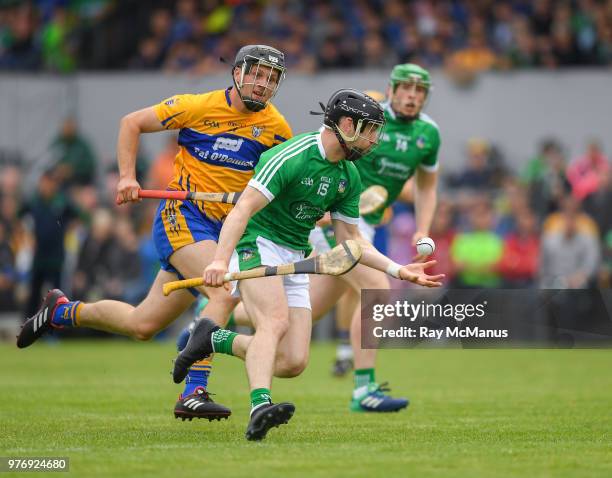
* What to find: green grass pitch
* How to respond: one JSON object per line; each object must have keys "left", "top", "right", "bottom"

{"left": 1, "top": 341, "right": 611, "bottom": 477}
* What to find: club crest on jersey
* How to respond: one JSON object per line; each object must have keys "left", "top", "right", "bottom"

{"left": 167, "top": 212, "right": 177, "bottom": 228}
{"left": 252, "top": 125, "right": 265, "bottom": 138}
{"left": 301, "top": 177, "right": 314, "bottom": 186}
{"left": 240, "top": 249, "right": 255, "bottom": 262}
{"left": 338, "top": 179, "right": 347, "bottom": 193}
{"left": 416, "top": 135, "right": 426, "bottom": 149}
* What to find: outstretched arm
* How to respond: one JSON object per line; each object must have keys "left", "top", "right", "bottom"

{"left": 333, "top": 220, "right": 444, "bottom": 287}
{"left": 412, "top": 167, "right": 438, "bottom": 245}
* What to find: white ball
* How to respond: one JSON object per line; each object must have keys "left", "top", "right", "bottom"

{"left": 416, "top": 237, "right": 436, "bottom": 256}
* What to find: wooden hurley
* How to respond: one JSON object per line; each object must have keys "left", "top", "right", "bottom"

{"left": 162, "top": 240, "right": 363, "bottom": 296}
{"left": 138, "top": 189, "right": 241, "bottom": 205}
{"left": 359, "top": 185, "right": 388, "bottom": 215}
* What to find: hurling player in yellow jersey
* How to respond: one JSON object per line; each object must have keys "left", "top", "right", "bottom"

{"left": 17, "top": 45, "right": 292, "bottom": 420}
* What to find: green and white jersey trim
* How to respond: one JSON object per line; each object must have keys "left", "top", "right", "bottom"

{"left": 249, "top": 134, "right": 322, "bottom": 201}
{"left": 383, "top": 104, "right": 440, "bottom": 173}
{"left": 331, "top": 211, "right": 359, "bottom": 225}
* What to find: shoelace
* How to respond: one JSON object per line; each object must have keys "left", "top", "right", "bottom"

{"left": 370, "top": 382, "right": 392, "bottom": 397}
{"left": 194, "top": 389, "right": 215, "bottom": 402}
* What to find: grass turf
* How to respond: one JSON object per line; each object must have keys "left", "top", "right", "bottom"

{"left": 1, "top": 341, "right": 611, "bottom": 477}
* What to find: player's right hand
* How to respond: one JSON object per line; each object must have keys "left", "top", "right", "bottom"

{"left": 116, "top": 177, "right": 142, "bottom": 205}
{"left": 204, "top": 259, "right": 229, "bottom": 288}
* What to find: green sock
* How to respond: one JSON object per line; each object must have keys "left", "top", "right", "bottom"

{"left": 354, "top": 368, "right": 375, "bottom": 390}
{"left": 211, "top": 329, "right": 237, "bottom": 355}
{"left": 226, "top": 312, "right": 236, "bottom": 329}
{"left": 250, "top": 388, "right": 272, "bottom": 413}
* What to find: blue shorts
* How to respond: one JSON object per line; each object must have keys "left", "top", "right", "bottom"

{"left": 153, "top": 198, "right": 222, "bottom": 275}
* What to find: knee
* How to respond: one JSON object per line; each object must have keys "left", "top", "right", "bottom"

{"left": 258, "top": 315, "right": 290, "bottom": 338}
{"left": 132, "top": 322, "right": 160, "bottom": 341}
{"left": 275, "top": 352, "right": 309, "bottom": 378}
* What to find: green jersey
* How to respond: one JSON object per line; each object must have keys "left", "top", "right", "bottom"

{"left": 243, "top": 131, "right": 362, "bottom": 255}
{"left": 357, "top": 105, "right": 441, "bottom": 225}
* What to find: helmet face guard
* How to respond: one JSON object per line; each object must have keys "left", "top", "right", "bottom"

{"left": 233, "top": 46, "right": 286, "bottom": 112}
{"left": 322, "top": 89, "right": 386, "bottom": 161}
{"left": 333, "top": 118, "right": 385, "bottom": 161}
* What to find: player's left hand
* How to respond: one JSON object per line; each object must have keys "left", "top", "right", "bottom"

{"left": 398, "top": 260, "right": 444, "bottom": 288}
{"left": 203, "top": 259, "right": 229, "bottom": 288}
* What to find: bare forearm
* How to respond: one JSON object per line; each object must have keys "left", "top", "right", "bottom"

{"left": 356, "top": 239, "right": 397, "bottom": 274}
{"left": 117, "top": 117, "right": 141, "bottom": 180}
{"left": 214, "top": 206, "right": 251, "bottom": 264}
{"left": 414, "top": 185, "right": 437, "bottom": 235}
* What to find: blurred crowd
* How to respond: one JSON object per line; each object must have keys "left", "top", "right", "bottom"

{"left": 0, "top": 0, "right": 610, "bottom": 74}
{"left": 0, "top": 117, "right": 610, "bottom": 326}
{"left": 388, "top": 136, "right": 611, "bottom": 291}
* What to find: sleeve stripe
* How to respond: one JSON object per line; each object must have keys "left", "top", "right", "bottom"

{"left": 255, "top": 135, "right": 316, "bottom": 184}
{"left": 255, "top": 136, "right": 317, "bottom": 185}
{"left": 261, "top": 140, "right": 318, "bottom": 189}
{"left": 419, "top": 162, "right": 439, "bottom": 173}
{"left": 331, "top": 212, "right": 360, "bottom": 225}
{"left": 274, "top": 134, "right": 288, "bottom": 143}
{"left": 247, "top": 179, "right": 275, "bottom": 202}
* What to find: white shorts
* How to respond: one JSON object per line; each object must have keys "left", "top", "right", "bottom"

{"left": 308, "top": 217, "right": 376, "bottom": 253}
{"left": 229, "top": 235, "right": 311, "bottom": 310}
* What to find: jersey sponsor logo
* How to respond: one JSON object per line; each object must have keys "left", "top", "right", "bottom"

{"left": 212, "top": 137, "right": 244, "bottom": 152}
{"left": 193, "top": 146, "right": 255, "bottom": 169}
{"left": 252, "top": 125, "right": 265, "bottom": 138}
{"left": 203, "top": 119, "right": 220, "bottom": 129}
{"left": 338, "top": 179, "right": 347, "bottom": 193}
{"left": 301, "top": 177, "right": 314, "bottom": 186}
{"left": 290, "top": 201, "right": 325, "bottom": 221}
{"left": 375, "top": 157, "right": 413, "bottom": 179}
{"left": 165, "top": 97, "right": 179, "bottom": 106}
{"left": 320, "top": 176, "right": 332, "bottom": 183}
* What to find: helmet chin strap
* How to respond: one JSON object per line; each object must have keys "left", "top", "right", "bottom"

{"left": 332, "top": 123, "right": 366, "bottom": 162}
{"left": 233, "top": 78, "right": 266, "bottom": 112}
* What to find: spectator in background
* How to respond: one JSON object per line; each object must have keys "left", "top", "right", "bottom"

{"left": 19, "top": 169, "right": 84, "bottom": 317}
{"left": 543, "top": 195, "right": 598, "bottom": 237}
{"left": 583, "top": 167, "right": 612, "bottom": 241}
{"left": 523, "top": 139, "right": 572, "bottom": 218}
{"left": 147, "top": 134, "right": 178, "bottom": 191}
{"left": 72, "top": 208, "right": 115, "bottom": 301}
{"left": 540, "top": 198, "right": 600, "bottom": 288}
{"left": 40, "top": 7, "right": 76, "bottom": 73}
{"left": 0, "top": 220, "right": 17, "bottom": 313}
{"left": 495, "top": 177, "right": 530, "bottom": 237}
{"left": 451, "top": 201, "right": 503, "bottom": 288}
{"left": 566, "top": 139, "right": 609, "bottom": 201}
{"left": 128, "top": 37, "right": 163, "bottom": 70}
{"left": 448, "top": 138, "right": 502, "bottom": 192}
{"left": 51, "top": 117, "right": 97, "bottom": 188}
{"left": 499, "top": 209, "right": 540, "bottom": 288}
{"left": 108, "top": 216, "right": 142, "bottom": 304}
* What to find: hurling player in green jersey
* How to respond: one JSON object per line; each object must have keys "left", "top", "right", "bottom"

{"left": 172, "top": 89, "right": 443, "bottom": 440}
{"left": 308, "top": 64, "right": 441, "bottom": 412}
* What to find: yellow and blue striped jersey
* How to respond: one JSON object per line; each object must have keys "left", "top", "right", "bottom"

{"left": 153, "top": 88, "right": 292, "bottom": 221}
